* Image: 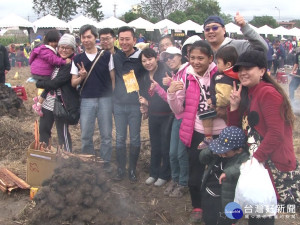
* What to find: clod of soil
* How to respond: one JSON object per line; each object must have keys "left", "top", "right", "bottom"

{"left": 0, "top": 84, "right": 25, "bottom": 117}
{"left": 27, "top": 158, "right": 147, "bottom": 225}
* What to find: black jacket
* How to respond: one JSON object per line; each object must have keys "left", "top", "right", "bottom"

{"left": 0, "top": 44, "right": 10, "bottom": 74}
{"left": 113, "top": 48, "right": 146, "bottom": 105}
{"left": 141, "top": 61, "right": 172, "bottom": 115}
{"left": 36, "top": 63, "right": 80, "bottom": 125}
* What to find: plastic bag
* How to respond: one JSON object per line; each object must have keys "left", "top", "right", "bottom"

{"left": 234, "top": 158, "right": 277, "bottom": 217}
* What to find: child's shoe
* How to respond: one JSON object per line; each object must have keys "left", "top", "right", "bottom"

{"left": 197, "top": 136, "right": 213, "bottom": 150}
{"left": 32, "top": 103, "right": 43, "bottom": 117}
{"left": 33, "top": 96, "right": 39, "bottom": 104}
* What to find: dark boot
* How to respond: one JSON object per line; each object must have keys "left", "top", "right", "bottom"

{"left": 114, "top": 147, "right": 126, "bottom": 181}
{"left": 128, "top": 145, "right": 140, "bottom": 182}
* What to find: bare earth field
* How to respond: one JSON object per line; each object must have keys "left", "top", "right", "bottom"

{"left": 0, "top": 66, "right": 299, "bottom": 225}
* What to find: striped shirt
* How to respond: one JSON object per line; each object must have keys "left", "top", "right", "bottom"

{"left": 42, "top": 67, "right": 61, "bottom": 111}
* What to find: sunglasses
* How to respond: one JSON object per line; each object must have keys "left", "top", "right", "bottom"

{"left": 163, "top": 54, "right": 176, "bottom": 62}
{"left": 204, "top": 25, "right": 222, "bottom": 32}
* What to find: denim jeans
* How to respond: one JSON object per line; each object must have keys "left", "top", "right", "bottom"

{"left": 169, "top": 118, "right": 189, "bottom": 186}
{"left": 289, "top": 76, "right": 300, "bottom": 100}
{"left": 80, "top": 97, "right": 112, "bottom": 161}
{"left": 148, "top": 114, "right": 172, "bottom": 180}
{"left": 113, "top": 103, "right": 142, "bottom": 149}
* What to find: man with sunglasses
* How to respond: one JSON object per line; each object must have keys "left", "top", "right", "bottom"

{"left": 203, "top": 13, "right": 268, "bottom": 59}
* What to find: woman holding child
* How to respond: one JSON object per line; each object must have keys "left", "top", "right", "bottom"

{"left": 36, "top": 34, "right": 80, "bottom": 152}
{"left": 228, "top": 49, "right": 297, "bottom": 225}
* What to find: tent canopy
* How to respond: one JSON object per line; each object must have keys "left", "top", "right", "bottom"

{"left": 273, "top": 26, "right": 293, "bottom": 36}
{"left": 290, "top": 27, "right": 300, "bottom": 37}
{"left": 128, "top": 17, "right": 155, "bottom": 31}
{"left": 68, "top": 15, "right": 98, "bottom": 32}
{"left": 0, "top": 13, "right": 33, "bottom": 28}
{"left": 179, "top": 20, "right": 203, "bottom": 33}
{"left": 154, "top": 19, "right": 180, "bottom": 30}
{"left": 257, "top": 25, "right": 275, "bottom": 35}
{"left": 97, "top": 16, "right": 127, "bottom": 29}
{"left": 33, "top": 14, "right": 69, "bottom": 33}
{"left": 225, "top": 22, "right": 242, "bottom": 35}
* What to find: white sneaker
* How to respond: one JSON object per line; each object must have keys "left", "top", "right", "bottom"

{"left": 145, "top": 177, "right": 156, "bottom": 185}
{"left": 154, "top": 178, "right": 167, "bottom": 187}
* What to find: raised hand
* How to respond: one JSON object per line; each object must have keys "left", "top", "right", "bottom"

{"left": 77, "top": 62, "right": 87, "bottom": 79}
{"left": 162, "top": 72, "right": 172, "bottom": 86}
{"left": 229, "top": 81, "right": 242, "bottom": 111}
{"left": 168, "top": 81, "right": 184, "bottom": 94}
{"left": 150, "top": 78, "right": 158, "bottom": 91}
{"left": 234, "top": 12, "right": 246, "bottom": 28}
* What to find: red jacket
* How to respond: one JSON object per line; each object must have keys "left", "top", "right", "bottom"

{"left": 228, "top": 81, "right": 296, "bottom": 172}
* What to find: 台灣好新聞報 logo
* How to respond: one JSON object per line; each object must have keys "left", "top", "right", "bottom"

{"left": 225, "top": 202, "right": 243, "bottom": 219}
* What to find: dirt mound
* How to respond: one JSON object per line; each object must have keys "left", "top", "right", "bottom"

{"left": 0, "top": 116, "right": 32, "bottom": 160}
{"left": 27, "top": 158, "right": 148, "bottom": 225}
{"left": 0, "top": 84, "right": 25, "bottom": 117}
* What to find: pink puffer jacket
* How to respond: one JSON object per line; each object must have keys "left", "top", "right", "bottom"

{"left": 169, "top": 63, "right": 225, "bottom": 147}
{"left": 29, "top": 44, "right": 66, "bottom": 76}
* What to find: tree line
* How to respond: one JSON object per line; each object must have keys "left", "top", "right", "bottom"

{"left": 32, "top": 0, "right": 300, "bottom": 28}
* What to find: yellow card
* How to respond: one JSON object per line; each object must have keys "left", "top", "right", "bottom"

{"left": 123, "top": 70, "right": 139, "bottom": 93}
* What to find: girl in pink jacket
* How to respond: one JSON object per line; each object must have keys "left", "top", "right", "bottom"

{"left": 167, "top": 40, "right": 226, "bottom": 223}
{"left": 30, "top": 30, "right": 70, "bottom": 116}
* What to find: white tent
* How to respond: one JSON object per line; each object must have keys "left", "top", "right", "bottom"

{"left": 179, "top": 20, "right": 203, "bottom": 33}
{"left": 225, "top": 22, "right": 242, "bottom": 35}
{"left": 154, "top": 19, "right": 180, "bottom": 30}
{"left": 273, "top": 26, "right": 293, "bottom": 36}
{"left": 127, "top": 17, "right": 155, "bottom": 31}
{"left": 290, "top": 27, "right": 300, "bottom": 37}
{"left": 257, "top": 25, "right": 275, "bottom": 35}
{"left": 68, "top": 15, "right": 98, "bottom": 32}
{"left": 33, "top": 14, "right": 69, "bottom": 33}
{"left": 97, "top": 16, "right": 127, "bottom": 29}
{"left": 0, "top": 13, "right": 33, "bottom": 28}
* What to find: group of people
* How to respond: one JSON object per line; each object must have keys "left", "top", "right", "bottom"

{"left": 6, "top": 11, "right": 297, "bottom": 225}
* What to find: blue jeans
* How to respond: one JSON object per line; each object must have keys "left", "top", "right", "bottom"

{"left": 289, "top": 76, "right": 300, "bottom": 100}
{"left": 80, "top": 97, "right": 112, "bottom": 161}
{"left": 113, "top": 103, "right": 142, "bottom": 149}
{"left": 169, "top": 118, "right": 189, "bottom": 186}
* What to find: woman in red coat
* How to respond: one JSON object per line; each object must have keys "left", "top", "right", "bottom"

{"left": 228, "top": 49, "right": 297, "bottom": 225}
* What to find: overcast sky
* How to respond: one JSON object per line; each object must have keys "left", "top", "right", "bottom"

{"left": 0, "top": 0, "right": 298, "bottom": 22}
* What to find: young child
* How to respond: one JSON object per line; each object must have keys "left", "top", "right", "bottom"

{"left": 199, "top": 126, "right": 249, "bottom": 225}
{"left": 198, "top": 46, "right": 239, "bottom": 149}
{"left": 29, "top": 30, "right": 71, "bottom": 116}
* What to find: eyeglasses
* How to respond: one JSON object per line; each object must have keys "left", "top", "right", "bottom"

{"left": 163, "top": 54, "right": 176, "bottom": 62}
{"left": 59, "top": 46, "right": 73, "bottom": 51}
{"left": 204, "top": 25, "right": 222, "bottom": 32}
{"left": 100, "top": 37, "right": 113, "bottom": 42}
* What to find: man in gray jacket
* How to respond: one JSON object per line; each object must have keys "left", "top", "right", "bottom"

{"left": 203, "top": 12, "right": 268, "bottom": 59}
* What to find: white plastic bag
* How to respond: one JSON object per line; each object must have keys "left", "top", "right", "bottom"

{"left": 234, "top": 158, "right": 277, "bottom": 217}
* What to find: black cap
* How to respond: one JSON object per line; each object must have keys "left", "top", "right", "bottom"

{"left": 233, "top": 50, "right": 267, "bottom": 72}
{"left": 203, "top": 16, "right": 225, "bottom": 28}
